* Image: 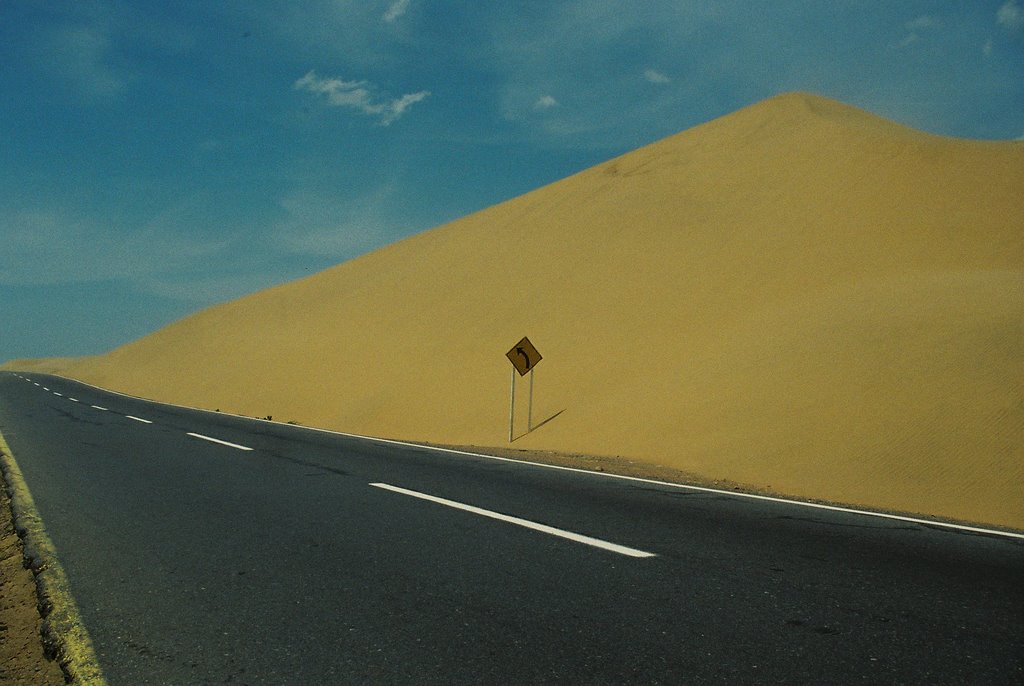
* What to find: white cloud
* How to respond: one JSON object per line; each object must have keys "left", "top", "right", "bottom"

{"left": 998, "top": 1, "right": 1024, "bottom": 31}
{"left": 383, "top": 0, "right": 411, "bottom": 23}
{"left": 294, "top": 71, "right": 429, "bottom": 125}
{"left": 388, "top": 90, "right": 431, "bottom": 120}
{"left": 533, "top": 95, "right": 558, "bottom": 110}
{"left": 644, "top": 69, "right": 671, "bottom": 84}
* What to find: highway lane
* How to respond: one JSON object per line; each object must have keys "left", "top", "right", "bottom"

{"left": 0, "top": 371, "right": 1021, "bottom": 684}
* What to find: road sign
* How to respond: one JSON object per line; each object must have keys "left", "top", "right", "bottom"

{"left": 506, "top": 336, "right": 542, "bottom": 377}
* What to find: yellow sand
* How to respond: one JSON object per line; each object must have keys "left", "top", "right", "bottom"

{"left": 32, "top": 93, "right": 1024, "bottom": 528}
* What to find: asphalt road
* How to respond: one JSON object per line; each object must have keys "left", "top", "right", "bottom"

{"left": 0, "top": 371, "right": 1021, "bottom": 685}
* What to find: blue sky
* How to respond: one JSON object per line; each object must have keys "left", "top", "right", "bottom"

{"left": 2, "top": 1, "right": 1022, "bottom": 362}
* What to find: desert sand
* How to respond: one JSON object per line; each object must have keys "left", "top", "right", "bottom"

{"left": 16, "top": 93, "right": 1024, "bottom": 529}
{"left": 0, "top": 474, "right": 65, "bottom": 684}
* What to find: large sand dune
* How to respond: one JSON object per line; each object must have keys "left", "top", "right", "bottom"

{"left": 46, "top": 93, "right": 1024, "bottom": 528}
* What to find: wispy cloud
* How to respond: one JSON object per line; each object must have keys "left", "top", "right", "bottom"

{"left": 46, "top": 25, "right": 126, "bottom": 97}
{"left": 644, "top": 69, "right": 671, "bottom": 84}
{"left": 905, "top": 15, "right": 939, "bottom": 32}
{"left": 383, "top": 0, "right": 411, "bottom": 23}
{"left": 533, "top": 95, "right": 558, "bottom": 111}
{"left": 0, "top": 209, "right": 228, "bottom": 287}
{"left": 898, "top": 15, "right": 940, "bottom": 48}
{"left": 294, "top": 71, "right": 429, "bottom": 125}
{"left": 388, "top": 91, "right": 432, "bottom": 121}
{"left": 897, "top": 33, "right": 919, "bottom": 48}
{"left": 140, "top": 273, "right": 277, "bottom": 305}
{"left": 997, "top": 0, "right": 1024, "bottom": 31}
{"left": 485, "top": 3, "right": 774, "bottom": 142}
{"left": 274, "top": 186, "right": 402, "bottom": 259}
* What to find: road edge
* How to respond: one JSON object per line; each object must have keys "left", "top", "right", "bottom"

{"left": 0, "top": 429, "right": 108, "bottom": 686}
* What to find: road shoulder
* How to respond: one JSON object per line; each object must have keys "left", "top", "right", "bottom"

{"left": 0, "top": 429, "right": 106, "bottom": 685}
{"left": 0, "top": 467, "right": 64, "bottom": 685}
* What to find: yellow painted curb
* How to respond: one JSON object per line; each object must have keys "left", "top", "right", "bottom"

{"left": 0, "top": 428, "right": 108, "bottom": 686}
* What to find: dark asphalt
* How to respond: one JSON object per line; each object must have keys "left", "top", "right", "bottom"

{"left": 0, "top": 371, "right": 1021, "bottom": 685}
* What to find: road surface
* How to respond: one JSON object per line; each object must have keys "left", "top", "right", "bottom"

{"left": 0, "top": 371, "right": 1021, "bottom": 684}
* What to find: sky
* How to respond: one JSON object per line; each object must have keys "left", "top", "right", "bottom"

{"left": 2, "top": 0, "right": 1022, "bottom": 363}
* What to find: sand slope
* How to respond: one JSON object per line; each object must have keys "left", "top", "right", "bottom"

{"left": 61, "top": 93, "right": 1024, "bottom": 528}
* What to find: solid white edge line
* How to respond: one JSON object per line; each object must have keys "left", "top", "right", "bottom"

{"left": 186, "top": 432, "right": 253, "bottom": 451}
{"left": 125, "top": 415, "right": 152, "bottom": 424}
{"left": 370, "top": 482, "right": 656, "bottom": 558}
{"left": 39, "top": 375, "right": 1024, "bottom": 541}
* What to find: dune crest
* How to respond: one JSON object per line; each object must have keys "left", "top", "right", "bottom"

{"left": 60, "top": 92, "right": 1024, "bottom": 529}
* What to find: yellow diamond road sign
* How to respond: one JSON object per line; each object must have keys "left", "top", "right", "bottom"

{"left": 506, "top": 336, "right": 542, "bottom": 376}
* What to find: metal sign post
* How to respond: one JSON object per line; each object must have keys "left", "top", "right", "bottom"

{"left": 509, "top": 366, "right": 516, "bottom": 442}
{"left": 506, "top": 336, "right": 542, "bottom": 442}
{"left": 528, "top": 367, "right": 534, "bottom": 432}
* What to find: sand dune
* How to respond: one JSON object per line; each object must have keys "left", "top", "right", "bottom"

{"left": 36, "top": 93, "right": 1024, "bottom": 528}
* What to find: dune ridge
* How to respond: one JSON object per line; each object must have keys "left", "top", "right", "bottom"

{"left": 41, "top": 92, "right": 1024, "bottom": 528}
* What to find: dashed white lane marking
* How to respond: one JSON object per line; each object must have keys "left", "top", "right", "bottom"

{"left": 53, "top": 392, "right": 63, "bottom": 397}
{"left": 68, "top": 398, "right": 80, "bottom": 403}
{"left": 91, "top": 406, "right": 108, "bottom": 411}
{"left": 186, "top": 432, "right": 253, "bottom": 451}
{"left": 125, "top": 415, "right": 153, "bottom": 424}
{"left": 42, "top": 387, "right": 50, "bottom": 391}
{"left": 370, "top": 482, "right": 657, "bottom": 559}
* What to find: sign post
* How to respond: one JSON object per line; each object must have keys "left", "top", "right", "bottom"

{"left": 505, "top": 336, "right": 542, "bottom": 442}
{"left": 528, "top": 366, "right": 535, "bottom": 432}
{"left": 508, "top": 366, "right": 516, "bottom": 442}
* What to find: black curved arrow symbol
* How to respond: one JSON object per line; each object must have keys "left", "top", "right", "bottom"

{"left": 516, "top": 347, "right": 531, "bottom": 370}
